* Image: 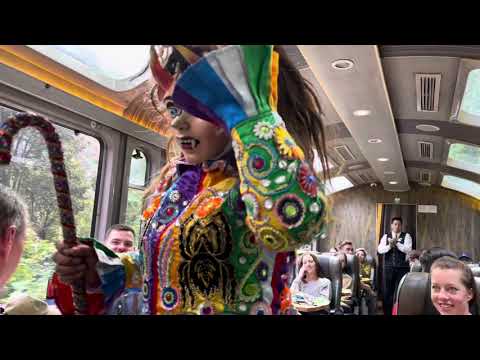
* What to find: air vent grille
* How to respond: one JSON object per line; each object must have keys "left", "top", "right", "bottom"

{"left": 358, "top": 174, "right": 370, "bottom": 183}
{"left": 333, "top": 145, "right": 356, "bottom": 162}
{"left": 418, "top": 141, "right": 434, "bottom": 160}
{"left": 419, "top": 170, "right": 432, "bottom": 184}
{"left": 416, "top": 74, "right": 441, "bottom": 112}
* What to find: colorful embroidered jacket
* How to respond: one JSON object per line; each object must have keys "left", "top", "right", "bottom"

{"left": 53, "top": 45, "right": 328, "bottom": 315}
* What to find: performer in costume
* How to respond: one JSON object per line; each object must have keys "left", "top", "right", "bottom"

{"left": 52, "top": 45, "right": 330, "bottom": 315}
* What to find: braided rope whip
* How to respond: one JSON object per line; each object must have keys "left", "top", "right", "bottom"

{"left": 0, "top": 113, "right": 88, "bottom": 315}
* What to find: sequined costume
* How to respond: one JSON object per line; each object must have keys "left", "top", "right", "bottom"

{"left": 53, "top": 45, "right": 327, "bottom": 315}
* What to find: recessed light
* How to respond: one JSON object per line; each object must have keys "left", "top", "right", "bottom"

{"left": 368, "top": 138, "right": 383, "bottom": 144}
{"left": 331, "top": 59, "right": 354, "bottom": 70}
{"left": 416, "top": 124, "right": 440, "bottom": 132}
{"left": 384, "top": 171, "right": 396, "bottom": 175}
{"left": 389, "top": 181, "right": 398, "bottom": 185}
{"left": 353, "top": 109, "right": 371, "bottom": 117}
{"left": 377, "top": 157, "right": 389, "bottom": 162}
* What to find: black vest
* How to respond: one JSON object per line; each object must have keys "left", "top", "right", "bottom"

{"left": 384, "top": 232, "right": 409, "bottom": 268}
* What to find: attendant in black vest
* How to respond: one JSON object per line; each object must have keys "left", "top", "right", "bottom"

{"left": 377, "top": 217, "right": 412, "bottom": 315}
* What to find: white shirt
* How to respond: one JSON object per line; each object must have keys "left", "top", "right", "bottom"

{"left": 290, "top": 277, "right": 331, "bottom": 300}
{"left": 377, "top": 231, "right": 412, "bottom": 255}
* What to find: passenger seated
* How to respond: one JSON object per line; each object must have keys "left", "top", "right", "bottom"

{"left": 355, "top": 248, "right": 377, "bottom": 314}
{"left": 407, "top": 250, "right": 422, "bottom": 271}
{"left": 335, "top": 252, "right": 353, "bottom": 310}
{"left": 290, "top": 252, "right": 331, "bottom": 308}
{"left": 0, "top": 185, "right": 28, "bottom": 291}
{"left": 419, "top": 247, "right": 457, "bottom": 272}
{"left": 430, "top": 256, "right": 477, "bottom": 315}
{"left": 337, "top": 240, "right": 354, "bottom": 255}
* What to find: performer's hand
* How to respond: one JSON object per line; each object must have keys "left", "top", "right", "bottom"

{"left": 53, "top": 242, "right": 99, "bottom": 288}
{"left": 388, "top": 238, "right": 397, "bottom": 247}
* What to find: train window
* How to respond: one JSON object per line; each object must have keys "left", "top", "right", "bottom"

{"left": 0, "top": 104, "right": 101, "bottom": 300}
{"left": 459, "top": 68, "right": 480, "bottom": 127}
{"left": 446, "top": 142, "right": 480, "bottom": 175}
{"left": 325, "top": 176, "right": 354, "bottom": 195}
{"left": 441, "top": 175, "right": 480, "bottom": 200}
{"left": 28, "top": 45, "right": 150, "bottom": 91}
{"left": 313, "top": 149, "right": 335, "bottom": 173}
{"left": 125, "top": 149, "right": 148, "bottom": 238}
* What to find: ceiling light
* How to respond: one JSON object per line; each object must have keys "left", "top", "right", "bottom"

{"left": 377, "top": 157, "right": 389, "bottom": 162}
{"left": 384, "top": 171, "right": 396, "bottom": 175}
{"left": 353, "top": 109, "right": 371, "bottom": 117}
{"left": 368, "top": 138, "right": 382, "bottom": 144}
{"left": 389, "top": 181, "right": 398, "bottom": 185}
{"left": 331, "top": 59, "right": 354, "bottom": 71}
{"left": 416, "top": 124, "right": 440, "bottom": 132}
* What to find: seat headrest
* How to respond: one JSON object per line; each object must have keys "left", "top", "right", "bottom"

{"left": 410, "top": 262, "right": 422, "bottom": 272}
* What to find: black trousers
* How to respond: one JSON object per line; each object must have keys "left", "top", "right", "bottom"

{"left": 383, "top": 266, "right": 409, "bottom": 315}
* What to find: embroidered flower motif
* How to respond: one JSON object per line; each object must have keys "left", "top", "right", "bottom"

{"left": 142, "top": 195, "right": 162, "bottom": 220}
{"left": 298, "top": 163, "right": 319, "bottom": 197}
{"left": 195, "top": 197, "right": 224, "bottom": 219}
{"left": 274, "top": 126, "right": 305, "bottom": 160}
{"left": 161, "top": 287, "right": 179, "bottom": 310}
{"left": 275, "top": 194, "right": 306, "bottom": 229}
{"left": 253, "top": 121, "right": 275, "bottom": 140}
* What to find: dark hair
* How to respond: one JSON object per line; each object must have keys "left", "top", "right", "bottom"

{"left": 0, "top": 184, "right": 28, "bottom": 240}
{"left": 408, "top": 249, "right": 422, "bottom": 261}
{"left": 391, "top": 217, "right": 403, "bottom": 224}
{"left": 143, "top": 45, "right": 329, "bottom": 207}
{"left": 274, "top": 45, "right": 329, "bottom": 180}
{"left": 105, "top": 224, "right": 136, "bottom": 240}
{"left": 420, "top": 247, "right": 457, "bottom": 272}
{"left": 299, "top": 252, "right": 324, "bottom": 282}
{"left": 431, "top": 256, "right": 477, "bottom": 307}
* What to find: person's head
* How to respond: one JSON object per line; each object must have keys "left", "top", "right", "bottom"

{"left": 148, "top": 45, "right": 328, "bottom": 173}
{"left": 408, "top": 249, "right": 421, "bottom": 265}
{"left": 338, "top": 240, "right": 354, "bottom": 255}
{"left": 420, "top": 247, "right": 457, "bottom": 273}
{"left": 430, "top": 256, "right": 477, "bottom": 315}
{"left": 355, "top": 248, "right": 367, "bottom": 263}
{"left": 104, "top": 224, "right": 136, "bottom": 253}
{"left": 0, "top": 185, "right": 28, "bottom": 289}
{"left": 299, "top": 252, "right": 323, "bottom": 281}
{"left": 336, "top": 252, "right": 347, "bottom": 271}
{"left": 390, "top": 217, "right": 403, "bottom": 233}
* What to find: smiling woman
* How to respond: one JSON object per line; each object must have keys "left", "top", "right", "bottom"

{"left": 430, "top": 256, "right": 477, "bottom": 315}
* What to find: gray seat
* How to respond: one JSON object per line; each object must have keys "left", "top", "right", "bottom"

{"left": 346, "top": 253, "right": 361, "bottom": 302}
{"left": 468, "top": 265, "right": 480, "bottom": 277}
{"left": 365, "top": 255, "right": 377, "bottom": 290}
{"left": 395, "top": 272, "right": 480, "bottom": 315}
{"left": 295, "top": 252, "right": 343, "bottom": 313}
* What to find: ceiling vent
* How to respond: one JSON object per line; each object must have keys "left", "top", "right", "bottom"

{"left": 416, "top": 73, "right": 441, "bottom": 112}
{"left": 418, "top": 170, "right": 432, "bottom": 184}
{"left": 418, "top": 141, "right": 434, "bottom": 160}
{"left": 333, "top": 145, "right": 356, "bottom": 162}
{"left": 358, "top": 173, "right": 371, "bottom": 183}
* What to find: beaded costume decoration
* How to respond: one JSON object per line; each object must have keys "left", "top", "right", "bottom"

{"left": 53, "top": 45, "right": 328, "bottom": 315}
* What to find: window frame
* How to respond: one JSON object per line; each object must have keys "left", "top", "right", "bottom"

{"left": 450, "top": 59, "right": 480, "bottom": 127}
{"left": 27, "top": 45, "right": 152, "bottom": 92}
{"left": 440, "top": 173, "right": 480, "bottom": 200}
{"left": 444, "top": 139, "right": 480, "bottom": 176}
